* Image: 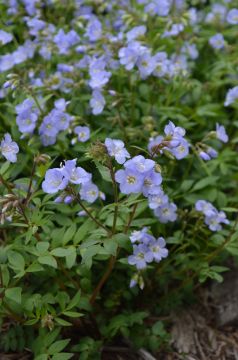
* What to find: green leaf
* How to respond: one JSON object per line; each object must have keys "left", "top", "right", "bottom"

{"left": 34, "top": 355, "right": 48, "bottom": 360}
{"left": 36, "top": 242, "right": 50, "bottom": 254}
{"left": 55, "top": 317, "right": 72, "bottom": 326}
{"left": 63, "top": 224, "right": 77, "bottom": 245}
{"left": 62, "top": 311, "right": 83, "bottom": 318}
{"left": 191, "top": 176, "right": 219, "bottom": 192}
{"left": 65, "top": 247, "right": 77, "bottom": 269}
{"left": 7, "top": 251, "right": 25, "bottom": 271}
{"left": 103, "top": 239, "right": 118, "bottom": 256}
{"left": 67, "top": 290, "right": 81, "bottom": 310}
{"left": 51, "top": 248, "right": 71, "bottom": 257}
{"left": 26, "top": 263, "right": 44, "bottom": 273}
{"left": 48, "top": 339, "right": 70, "bottom": 355}
{"left": 95, "top": 162, "right": 111, "bottom": 182}
{"left": 51, "top": 354, "right": 73, "bottom": 360}
{"left": 0, "top": 161, "right": 10, "bottom": 175}
{"left": 38, "top": 255, "right": 57, "bottom": 269}
{"left": 73, "top": 219, "right": 96, "bottom": 245}
{"left": 5, "top": 287, "right": 22, "bottom": 304}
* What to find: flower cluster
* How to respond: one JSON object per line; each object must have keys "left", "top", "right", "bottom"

{"left": 197, "top": 123, "right": 228, "bottom": 161}
{"left": 39, "top": 98, "right": 72, "bottom": 146}
{"left": 16, "top": 98, "right": 40, "bottom": 135}
{"left": 195, "top": 200, "right": 229, "bottom": 232}
{"left": 148, "top": 121, "right": 189, "bottom": 160}
{"left": 105, "top": 138, "right": 178, "bottom": 224}
{"left": 42, "top": 159, "right": 99, "bottom": 204}
{"left": 128, "top": 227, "right": 168, "bottom": 270}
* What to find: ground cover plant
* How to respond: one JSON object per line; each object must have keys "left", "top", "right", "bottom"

{"left": 0, "top": 0, "right": 238, "bottom": 358}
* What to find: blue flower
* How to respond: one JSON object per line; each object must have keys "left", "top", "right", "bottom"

{"left": 130, "top": 227, "right": 149, "bottom": 243}
{"left": 126, "top": 25, "right": 146, "bottom": 42}
{"left": 0, "top": 134, "right": 19, "bottom": 163}
{"left": 90, "top": 89, "right": 105, "bottom": 115}
{"left": 85, "top": 16, "right": 102, "bottom": 42}
{"left": 62, "top": 159, "right": 92, "bottom": 185}
{"left": 195, "top": 200, "right": 229, "bottom": 232}
{"left": 209, "top": 33, "right": 225, "bottom": 50}
{"left": 162, "top": 23, "right": 184, "bottom": 38}
{"left": 42, "top": 168, "right": 68, "bottom": 194}
{"left": 124, "top": 155, "right": 154, "bottom": 173}
{"left": 142, "top": 169, "right": 162, "bottom": 197}
{"left": 115, "top": 168, "right": 144, "bottom": 194}
{"left": 224, "top": 86, "right": 238, "bottom": 106}
{"left": 128, "top": 244, "right": 153, "bottom": 270}
{"left": 74, "top": 126, "right": 90, "bottom": 142}
{"left": 105, "top": 138, "right": 130, "bottom": 164}
{"left": 227, "top": 9, "right": 238, "bottom": 24}
{"left": 148, "top": 190, "right": 169, "bottom": 210}
{"left": 0, "top": 30, "right": 13, "bottom": 45}
{"left": 154, "top": 202, "right": 177, "bottom": 223}
{"left": 144, "top": 0, "right": 171, "bottom": 17}
{"left": 79, "top": 182, "right": 99, "bottom": 203}
{"left": 15, "top": 98, "right": 39, "bottom": 135}
{"left": 216, "top": 123, "right": 228, "bottom": 143}
{"left": 148, "top": 237, "right": 168, "bottom": 262}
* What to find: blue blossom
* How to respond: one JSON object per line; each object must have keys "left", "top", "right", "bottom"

{"left": 88, "top": 58, "right": 111, "bottom": 89}
{"left": 153, "top": 52, "right": 169, "bottom": 77}
{"left": 199, "top": 147, "right": 217, "bottom": 161}
{"left": 42, "top": 168, "right": 68, "bottom": 194}
{"left": 195, "top": 200, "right": 229, "bottom": 232}
{"left": 137, "top": 52, "right": 157, "bottom": 79}
{"left": 209, "top": 33, "right": 225, "bottom": 50}
{"left": 199, "top": 150, "right": 211, "bottom": 161}
{"left": 128, "top": 227, "right": 168, "bottom": 270}
{"left": 15, "top": 98, "right": 39, "bottom": 135}
{"left": 128, "top": 244, "right": 153, "bottom": 270}
{"left": 124, "top": 155, "right": 154, "bottom": 174}
{"left": 115, "top": 168, "right": 144, "bottom": 194}
{"left": 130, "top": 227, "right": 149, "bottom": 243}
{"left": 224, "top": 86, "right": 238, "bottom": 106}
{"left": 144, "top": 0, "right": 171, "bottom": 17}
{"left": 154, "top": 202, "right": 177, "bottom": 223}
{"left": 0, "top": 133, "right": 19, "bottom": 163}
{"left": 216, "top": 123, "right": 228, "bottom": 143}
{"left": 26, "top": 17, "right": 45, "bottom": 36}
{"left": 62, "top": 159, "right": 92, "bottom": 185}
{"left": 227, "top": 9, "right": 238, "bottom": 24}
{"left": 170, "top": 139, "right": 189, "bottom": 160}
{"left": 162, "top": 23, "right": 184, "bottom": 38}
{"left": 204, "top": 211, "right": 230, "bottom": 232}
{"left": 39, "top": 100, "right": 72, "bottom": 145}
{"left": 142, "top": 170, "right": 162, "bottom": 197}
{"left": 195, "top": 200, "right": 217, "bottom": 217}
{"left": 148, "top": 237, "right": 168, "bottom": 262}
{"left": 0, "top": 30, "right": 13, "bottom": 45}
{"left": 181, "top": 42, "right": 199, "bottom": 60}
{"left": 54, "top": 29, "right": 80, "bottom": 54}
{"left": 206, "top": 4, "right": 227, "bottom": 23}
{"left": 90, "top": 89, "right": 105, "bottom": 115}
{"left": 0, "top": 54, "right": 14, "bottom": 72}
{"left": 126, "top": 25, "right": 147, "bottom": 42}
{"left": 148, "top": 190, "right": 169, "bottom": 210}
{"left": 85, "top": 16, "right": 102, "bottom": 42}
{"left": 80, "top": 182, "right": 99, "bottom": 203}
{"left": 74, "top": 126, "right": 90, "bottom": 142}
{"left": 119, "top": 41, "right": 145, "bottom": 71}
{"left": 105, "top": 138, "right": 130, "bottom": 164}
